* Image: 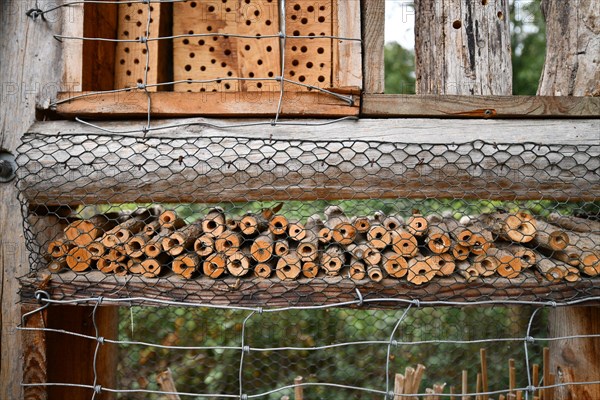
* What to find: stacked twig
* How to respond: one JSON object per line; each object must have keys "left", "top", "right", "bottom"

{"left": 45, "top": 204, "right": 599, "bottom": 283}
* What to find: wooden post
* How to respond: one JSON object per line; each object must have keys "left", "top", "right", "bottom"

{"left": 414, "top": 0, "right": 512, "bottom": 95}
{"left": 539, "top": 2, "right": 600, "bottom": 399}
{"left": 538, "top": 0, "right": 600, "bottom": 97}
{"left": 361, "top": 0, "right": 385, "bottom": 93}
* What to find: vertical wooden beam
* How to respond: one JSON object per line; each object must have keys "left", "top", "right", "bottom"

{"left": 548, "top": 307, "right": 600, "bottom": 400}
{"left": 361, "top": 0, "right": 385, "bottom": 93}
{"left": 414, "top": 0, "right": 512, "bottom": 95}
{"left": 47, "top": 305, "right": 119, "bottom": 400}
{"left": 1, "top": 0, "right": 64, "bottom": 397}
{"left": 333, "top": 0, "right": 362, "bottom": 90}
{"left": 540, "top": 3, "right": 600, "bottom": 398}
{"left": 22, "top": 304, "right": 48, "bottom": 400}
{"left": 538, "top": 0, "right": 600, "bottom": 96}
{"left": 82, "top": 1, "right": 118, "bottom": 91}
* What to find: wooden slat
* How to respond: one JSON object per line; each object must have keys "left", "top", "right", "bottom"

{"left": 54, "top": 91, "right": 359, "bottom": 118}
{"left": 19, "top": 271, "right": 600, "bottom": 308}
{"left": 82, "top": 1, "right": 118, "bottom": 91}
{"left": 18, "top": 118, "right": 600, "bottom": 205}
{"left": 22, "top": 304, "right": 47, "bottom": 400}
{"left": 361, "top": 0, "right": 385, "bottom": 94}
{"left": 62, "top": 2, "right": 84, "bottom": 92}
{"left": 47, "top": 306, "right": 118, "bottom": 400}
{"left": 362, "top": 94, "right": 600, "bottom": 118}
{"left": 333, "top": 0, "right": 362, "bottom": 90}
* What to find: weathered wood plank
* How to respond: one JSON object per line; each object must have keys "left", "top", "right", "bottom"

{"left": 333, "top": 0, "right": 362, "bottom": 90}
{"left": 17, "top": 118, "right": 600, "bottom": 205}
{"left": 414, "top": 0, "right": 512, "bottom": 95}
{"left": 539, "top": 0, "right": 600, "bottom": 97}
{"left": 361, "top": 0, "right": 385, "bottom": 94}
{"left": 22, "top": 304, "right": 47, "bottom": 400}
{"left": 19, "top": 271, "right": 600, "bottom": 308}
{"left": 82, "top": 1, "right": 118, "bottom": 91}
{"left": 54, "top": 91, "right": 359, "bottom": 118}
{"left": 1, "top": 0, "right": 65, "bottom": 397}
{"left": 47, "top": 306, "right": 118, "bottom": 400}
{"left": 362, "top": 94, "right": 600, "bottom": 118}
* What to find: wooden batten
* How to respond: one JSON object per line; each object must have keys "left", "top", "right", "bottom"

{"left": 82, "top": 1, "right": 118, "bottom": 91}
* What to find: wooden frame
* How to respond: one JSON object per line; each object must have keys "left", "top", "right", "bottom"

{"left": 2, "top": 0, "right": 599, "bottom": 399}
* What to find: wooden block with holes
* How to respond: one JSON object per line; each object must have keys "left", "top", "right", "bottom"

{"left": 284, "top": 1, "right": 333, "bottom": 91}
{"left": 114, "top": 2, "right": 171, "bottom": 91}
{"left": 172, "top": 0, "right": 280, "bottom": 93}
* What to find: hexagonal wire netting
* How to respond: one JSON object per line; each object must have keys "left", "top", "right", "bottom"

{"left": 16, "top": 132, "right": 600, "bottom": 399}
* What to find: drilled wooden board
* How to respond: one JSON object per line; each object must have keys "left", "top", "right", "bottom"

{"left": 284, "top": 1, "right": 333, "bottom": 91}
{"left": 114, "top": 2, "right": 165, "bottom": 90}
{"left": 172, "top": 0, "right": 280, "bottom": 92}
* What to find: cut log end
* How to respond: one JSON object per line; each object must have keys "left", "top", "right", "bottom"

{"left": 254, "top": 263, "right": 272, "bottom": 278}
{"left": 66, "top": 247, "right": 93, "bottom": 272}
{"left": 203, "top": 253, "right": 226, "bottom": 279}
{"left": 276, "top": 254, "right": 301, "bottom": 280}
{"left": 382, "top": 252, "right": 408, "bottom": 278}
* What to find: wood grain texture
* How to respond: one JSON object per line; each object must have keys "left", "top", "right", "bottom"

{"left": 361, "top": 0, "right": 385, "bottom": 94}
{"left": 0, "top": 0, "right": 64, "bottom": 397}
{"left": 414, "top": 0, "right": 512, "bottom": 95}
{"left": 19, "top": 271, "right": 600, "bottom": 308}
{"left": 548, "top": 307, "right": 600, "bottom": 400}
{"left": 22, "top": 304, "right": 47, "bottom": 400}
{"left": 114, "top": 2, "right": 171, "bottom": 91}
{"left": 47, "top": 305, "right": 118, "bottom": 400}
{"left": 82, "top": 1, "right": 118, "bottom": 91}
{"left": 62, "top": 1, "right": 84, "bottom": 92}
{"left": 539, "top": 0, "right": 600, "bottom": 96}
{"left": 333, "top": 0, "right": 362, "bottom": 89}
{"left": 362, "top": 94, "right": 600, "bottom": 118}
{"left": 54, "top": 90, "right": 359, "bottom": 117}
{"left": 18, "top": 118, "right": 600, "bottom": 205}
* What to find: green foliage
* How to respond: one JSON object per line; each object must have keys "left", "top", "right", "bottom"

{"left": 511, "top": 1, "right": 547, "bottom": 95}
{"left": 384, "top": 42, "right": 416, "bottom": 94}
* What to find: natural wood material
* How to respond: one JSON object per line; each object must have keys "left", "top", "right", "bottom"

{"left": 240, "top": 213, "right": 268, "bottom": 237}
{"left": 531, "top": 220, "right": 570, "bottom": 252}
{"left": 539, "top": 0, "right": 600, "bottom": 97}
{"left": 250, "top": 232, "right": 274, "bottom": 263}
{"left": 367, "top": 224, "right": 392, "bottom": 250}
{"left": 325, "top": 206, "right": 356, "bottom": 245}
{"left": 82, "top": 2, "right": 118, "bottom": 91}
{"left": 102, "top": 217, "right": 146, "bottom": 248}
{"left": 547, "top": 213, "right": 600, "bottom": 234}
{"left": 203, "top": 253, "right": 226, "bottom": 279}
{"left": 20, "top": 270, "right": 600, "bottom": 308}
{"left": 321, "top": 245, "right": 345, "bottom": 276}
{"left": 276, "top": 253, "right": 302, "bottom": 281}
{"left": 288, "top": 221, "right": 306, "bottom": 242}
{"left": 535, "top": 252, "right": 568, "bottom": 282}
{"left": 20, "top": 119, "right": 600, "bottom": 204}
{"left": 301, "top": 262, "right": 319, "bottom": 279}
{"left": 362, "top": 94, "right": 600, "bottom": 118}
{"left": 65, "top": 215, "right": 116, "bottom": 246}
{"left": 367, "top": 265, "right": 384, "bottom": 282}
{"left": 444, "top": 218, "right": 475, "bottom": 248}
{"left": 382, "top": 251, "right": 408, "bottom": 279}
{"left": 352, "top": 216, "right": 371, "bottom": 234}
{"left": 162, "top": 223, "right": 202, "bottom": 256}
{"left": 457, "top": 260, "right": 479, "bottom": 283}
{"left": 486, "top": 248, "right": 524, "bottom": 279}
{"left": 269, "top": 215, "right": 289, "bottom": 237}
{"left": 66, "top": 247, "right": 94, "bottom": 272}
{"left": 480, "top": 212, "right": 537, "bottom": 244}
{"left": 227, "top": 252, "right": 251, "bottom": 277}
{"left": 426, "top": 221, "right": 452, "bottom": 254}
{"left": 172, "top": 253, "right": 200, "bottom": 279}
{"left": 274, "top": 240, "right": 290, "bottom": 257}
{"left": 361, "top": 0, "right": 385, "bottom": 94}
{"left": 407, "top": 258, "right": 436, "bottom": 286}
{"left": 390, "top": 230, "right": 419, "bottom": 258}
{"left": 428, "top": 254, "right": 456, "bottom": 277}
{"left": 297, "top": 215, "right": 321, "bottom": 262}
{"left": 156, "top": 368, "right": 181, "bottom": 400}
{"left": 159, "top": 210, "right": 185, "bottom": 231}
{"left": 202, "top": 208, "right": 226, "bottom": 237}
{"left": 194, "top": 234, "right": 215, "bottom": 258}
{"left": 125, "top": 234, "right": 148, "bottom": 258}
{"left": 347, "top": 243, "right": 381, "bottom": 267}
{"left": 414, "top": 0, "right": 512, "bottom": 95}
{"left": 254, "top": 263, "right": 272, "bottom": 279}
{"left": 407, "top": 214, "right": 429, "bottom": 237}
{"left": 215, "top": 231, "right": 242, "bottom": 257}
{"left": 549, "top": 307, "right": 600, "bottom": 400}
{"left": 349, "top": 260, "right": 366, "bottom": 281}
{"left": 54, "top": 91, "right": 360, "bottom": 118}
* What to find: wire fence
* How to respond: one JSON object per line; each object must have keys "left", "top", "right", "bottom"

{"left": 16, "top": 1, "right": 600, "bottom": 399}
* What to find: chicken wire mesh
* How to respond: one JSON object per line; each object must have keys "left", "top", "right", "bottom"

{"left": 16, "top": 134, "right": 600, "bottom": 305}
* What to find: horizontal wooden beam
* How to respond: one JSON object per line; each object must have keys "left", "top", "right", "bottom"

{"left": 362, "top": 94, "right": 600, "bottom": 118}
{"left": 19, "top": 271, "right": 600, "bottom": 307}
{"left": 54, "top": 91, "right": 359, "bottom": 118}
{"left": 18, "top": 118, "right": 600, "bottom": 204}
